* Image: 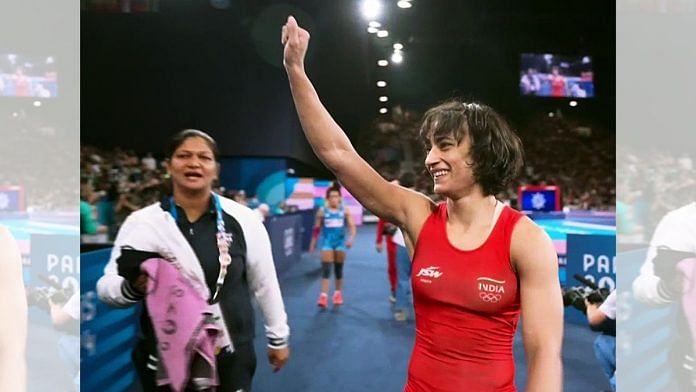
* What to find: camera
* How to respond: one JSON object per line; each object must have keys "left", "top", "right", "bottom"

{"left": 25, "top": 275, "right": 74, "bottom": 312}
{"left": 562, "top": 274, "right": 610, "bottom": 312}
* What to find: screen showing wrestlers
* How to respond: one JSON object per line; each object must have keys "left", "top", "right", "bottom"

{"left": 0, "top": 53, "right": 58, "bottom": 98}
{"left": 520, "top": 53, "right": 594, "bottom": 98}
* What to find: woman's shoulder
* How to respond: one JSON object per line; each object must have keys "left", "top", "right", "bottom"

{"left": 0, "top": 226, "right": 17, "bottom": 248}
{"left": 0, "top": 226, "right": 21, "bottom": 271}
{"left": 124, "top": 201, "right": 165, "bottom": 223}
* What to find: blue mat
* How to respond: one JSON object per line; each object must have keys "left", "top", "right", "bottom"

{"left": 536, "top": 218, "right": 615, "bottom": 241}
{"left": 0, "top": 218, "right": 78, "bottom": 240}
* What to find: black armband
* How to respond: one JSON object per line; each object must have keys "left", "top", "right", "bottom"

{"left": 657, "top": 278, "right": 680, "bottom": 302}
{"left": 121, "top": 279, "right": 145, "bottom": 301}
{"left": 268, "top": 336, "right": 289, "bottom": 349}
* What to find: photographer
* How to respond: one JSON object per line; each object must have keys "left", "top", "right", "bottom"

{"left": 586, "top": 290, "right": 616, "bottom": 392}
{"left": 49, "top": 291, "right": 80, "bottom": 392}
{"left": 632, "top": 202, "right": 696, "bottom": 390}
{"left": 0, "top": 227, "right": 27, "bottom": 391}
{"left": 633, "top": 203, "right": 696, "bottom": 305}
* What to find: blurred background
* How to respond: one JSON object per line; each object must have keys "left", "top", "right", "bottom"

{"left": 616, "top": 1, "right": 696, "bottom": 391}
{"left": 0, "top": 0, "right": 79, "bottom": 391}
{"left": 81, "top": 0, "right": 615, "bottom": 231}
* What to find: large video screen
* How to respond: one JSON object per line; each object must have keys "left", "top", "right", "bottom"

{"left": 0, "top": 53, "right": 58, "bottom": 98}
{"left": 520, "top": 53, "right": 593, "bottom": 98}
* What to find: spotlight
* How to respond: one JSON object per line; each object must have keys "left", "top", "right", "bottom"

{"left": 379, "top": 108, "right": 388, "bottom": 114}
{"left": 548, "top": 112, "right": 554, "bottom": 117}
{"left": 367, "top": 27, "right": 379, "bottom": 34}
{"left": 377, "top": 81, "right": 387, "bottom": 87}
{"left": 397, "top": 0, "right": 412, "bottom": 9}
{"left": 391, "top": 51, "right": 403, "bottom": 64}
{"left": 379, "top": 96, "right": 388, "bottom": 102}
{"left": 33, "top": 101, "right": 42, "bottom": 107}
{"left": 368, "top": 21, "right": 382, "bottom": 28}
{"left": 569, "top": 100, "right": 578, "bottom": 107}
{"left": 378, "top": 59, "right": 389, "bottom": 66}
{"left": 377, "top": 30, "right": 389, "bottom": 38}
{"left": 393, "top": 43, "right": 403, "bottom": 50}
{"left": 361, "top": 0, "right": 382, "bottom": 20}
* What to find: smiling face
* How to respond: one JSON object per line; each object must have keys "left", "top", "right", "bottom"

{"left": 424, "top": 132, "right": 477, "bottom": 198}
{"left": 166, "top": 136, "right": 218, "bottom": 195}
{"left": 419, "top": 100, "right": 524, "bottom": 198}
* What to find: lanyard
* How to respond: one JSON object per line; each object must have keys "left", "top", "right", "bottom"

{"left": 169, "top": 193, "right": 232, "bottom": 303}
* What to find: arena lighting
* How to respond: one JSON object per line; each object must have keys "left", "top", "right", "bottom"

{"left": 378, "top": 59, "right": 389, "bottom": 66}
{"left": 393, "top": 43, "right": 403, "bottom": 50}
{"left": 380, "top": 108, "right": 388, "bottom": 114}
{"left": 569, "top": 100, "right": 578, "bottom": 107}
{"left": 377, "top": 80, "right": 387, "bottom": 87}
{"left": 368, "top": 21, "right": 382, "bottom": 28}
{"left": 379, "top": 96, "right": 389, "bottom": 102}
{"left": 33, "top": 101, "right": 41, "bottom": 107}
{"left": 397, "top": 0, "right": 412, "bottom": 9}
{"left": 377, "top": 30, "right": 389, "bottom": 38}
{"left": 367, "top": 26, "right": 379, "bottom": 33}
{"left": 361, "top": 0, "right": 382, "bottom": 20}
{"left": 391, "top": 51, "right": 403, "bottom": 63}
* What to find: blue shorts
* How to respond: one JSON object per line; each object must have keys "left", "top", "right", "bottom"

{"left": 320, "top": 236, "right": 346, "bottom": 252}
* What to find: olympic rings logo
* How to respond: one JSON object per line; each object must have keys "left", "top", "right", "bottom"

{"left": 479, "top": 292, "right": 502, "bottom": 303}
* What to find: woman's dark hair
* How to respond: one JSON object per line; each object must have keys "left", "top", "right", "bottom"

{"left": 167, "top": 129, "right": 220, "bottom": 161}
{"left": 419, "top": 100, "right": 524, "bottom": 196}
{"left": 325, "top": 185, "right": 342, "bottom": 198}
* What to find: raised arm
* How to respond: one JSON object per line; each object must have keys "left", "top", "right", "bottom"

{"left": 512, "top": 218, "right": 563, "bottom": 392}
{"left": 281, "top": 16, "right": 433, "bottom": 235}
{"left": 0, "top": 227, "right": 27, "bottom": 392}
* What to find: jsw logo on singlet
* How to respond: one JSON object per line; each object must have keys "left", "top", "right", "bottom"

{"left": 477, "top": 277, "right": 505, "bottom": 303}
{"left": 416, "top": 266, "right": 443, "bottom": 279}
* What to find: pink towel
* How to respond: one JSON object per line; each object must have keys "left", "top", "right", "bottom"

{"left": 141, "top": 258, "right": 220, "bottom": 392}
{"left": 678, "top": 258, "right": 696, "bottom": 387}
